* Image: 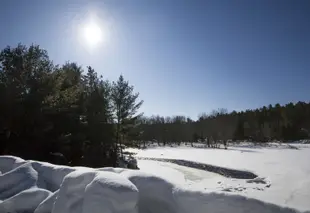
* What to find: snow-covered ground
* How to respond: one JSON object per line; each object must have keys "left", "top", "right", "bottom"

{"left": 127, "top": 142, "right": 310, "bottom": 211}
{"left": 1, "top": 142, "right": 309, "bottom": 213}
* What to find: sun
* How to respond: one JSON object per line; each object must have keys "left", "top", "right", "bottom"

{"left": 77, "top": 13, "right": 111, "bottom": 51}
{"left": 83, "top": 22, "right": 103, "bottom": 47}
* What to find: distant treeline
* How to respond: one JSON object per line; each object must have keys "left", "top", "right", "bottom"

{"left": 0, "top": 44, "right": 309, "bottom": 166}
{"left": 138, "top": 102, "right": 310, "bottom": 147}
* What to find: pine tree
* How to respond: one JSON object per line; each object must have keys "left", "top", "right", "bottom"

{"left": 0, "top": 44, "right": 55, "bottom": 159}
{"left": 111, "top": 75, "right": 143, "bottom": 156}
{"left": 82, "top": 66, "right": 115, "bottom": 167}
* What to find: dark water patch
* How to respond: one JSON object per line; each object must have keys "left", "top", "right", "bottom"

{"left": 137, "top": 157, "right": 257, "bottom": 179}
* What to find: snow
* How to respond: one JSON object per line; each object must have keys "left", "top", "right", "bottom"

{"left": 53, "top": 170, "right": 138, "bottom": 213}
{"left": 35, "top": 189, "right": 59, "bottom": 213}
{"left": 129, "top": 143, "right": 310, "bottom": 211}
{"left": 122, "top": 170, "right": 179, "bottom": 213}
{"left": 1, "top": 145, "right": 309, "bottom": 213}
{"left": 137, "top": 159, "right": 231, "bottom": 192}
{"left": 1, "top": 188, "right": 51, "bottom": 213}
{"left": 175, "top": 189, "right": 300, "bottom": 213}
{"left": 0, "top": 162, "right": 39, "bottom": 200}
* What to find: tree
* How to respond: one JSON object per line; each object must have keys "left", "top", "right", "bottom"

{"left": 0, "top": 44, "right": 120, "bottom": 167}
{"left": 111, "top": 75, "right": 143, "bottom": 156}
{"left": 43, "top": 62, "right": 84, "bottom": 163}
{"left": 81, "top": 66, "right": 115, "bottom": 167}
{"left": 0, "top": 44, "right": 54, "bottom": 159}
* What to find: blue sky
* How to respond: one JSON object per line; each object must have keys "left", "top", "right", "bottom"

{"left": 1, "top": 0, "right": 310, "bottom": 119}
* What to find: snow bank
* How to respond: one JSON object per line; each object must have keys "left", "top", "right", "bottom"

{"left": 30, "top": 160, "right": 78, "bottom": 191}
{"left": 0, "top": 155, "right": 26, "bottom": 173}
{"left": 35, "top": 189, "right": 59, "bottom": 213}
{"left": 0, "top": 162, "right": 38, "bottom": 200}
{"left": 53, "top": 170, "right": 138, "bottom": 213}
{"left": 82, "top": 172, "right": 138, "bottom": 213}
{"left": 122, "top": 170, "right": 179, "bottom": 213}
{"left": 1, "top": 188, "right": 51, "bottom": 213}
{"left": 0, "top": 155, "right": 308, "bottom": 213}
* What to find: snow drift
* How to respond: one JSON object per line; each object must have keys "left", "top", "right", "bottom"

{"left": 0, "top": 156, "right": 308, "bottom": 213}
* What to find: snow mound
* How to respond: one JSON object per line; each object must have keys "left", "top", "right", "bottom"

{"left": 0, "top": 156, "right": 308, "bottom": 213}
{"left": 53, "top": 170, "right": 138, "bottom": 213}
{"left": 83, "top": 172, "right": 138, "bottom": 213}
{"left": 0, "top": 162, "right": 38, "bottom": 200}
{"left": 1, "top": 188, "right": 51, "bottom": 213}
{"left": 122, "top": 170, "right": 178, "bottom": 213}
{"left": 35, "top": 189, "right": 59, "bottom": 213}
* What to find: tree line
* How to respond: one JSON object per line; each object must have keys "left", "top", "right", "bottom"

{"left": 1, "top": 44, "right": 309, "bottom": 167}
{"left": 0, "top": 44, "right": 143, "bottom": 167}
{"left": 138, "top": 103, "right": 310, "bottom": 148}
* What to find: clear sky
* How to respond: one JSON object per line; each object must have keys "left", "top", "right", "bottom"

{"left": 1, "top": 0, "right": 310, "bottom": 119}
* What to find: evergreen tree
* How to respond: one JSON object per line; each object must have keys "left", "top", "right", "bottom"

{"left": 0, "top": 44, "right": 119, "bottom": 167}
{"left": 82, "top": 66, "right": 115, "bottom": 167}
{"left": 0, "top": 44, "right": 54, "bottom": 159}
{"left": 111, "top": 75, "right": 143, "bottom": 156}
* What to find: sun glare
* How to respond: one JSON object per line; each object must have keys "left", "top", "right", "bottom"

{"left": 83, "top": 22, "right": 103, "bottom": 47}
{"left": 77, "top": 12, "right": 112, "bottom": 52}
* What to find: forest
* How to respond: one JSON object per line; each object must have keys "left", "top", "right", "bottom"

{"left": 1, "top": 44, "right": 310, "bottom": 167}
